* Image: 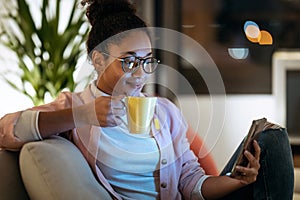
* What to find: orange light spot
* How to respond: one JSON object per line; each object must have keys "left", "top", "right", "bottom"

{"left": 259, "top": 30, "right": 273, "bottom": 45}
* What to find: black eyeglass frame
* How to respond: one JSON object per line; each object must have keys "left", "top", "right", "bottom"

{"left": 101, "top": 52, "right": 160, "bottom": 74}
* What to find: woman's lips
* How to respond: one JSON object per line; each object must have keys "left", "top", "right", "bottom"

{"left": 127, "top": 80, "right": 143, "bottom": 89}
{"left": 135, "top": 83, "right": 143, "bottom": 88}
{"left": 130, "top": 84, "right": 142, "bottom": 90}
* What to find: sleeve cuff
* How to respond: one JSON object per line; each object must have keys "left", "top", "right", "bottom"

{"left": 14, "top": 110, "right": 42, "bottom": 142}
{"left": 191, "top": 175, "right": 210, "bottom": 200}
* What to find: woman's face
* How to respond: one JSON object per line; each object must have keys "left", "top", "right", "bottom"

{"left": 94, "top": 31, "right": 153, "bottom": 96}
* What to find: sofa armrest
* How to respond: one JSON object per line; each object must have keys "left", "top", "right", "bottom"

{"left": 187, "top": 126, "right": 219, "bottom": 175}
{"left": 0, "top": 150, "right": 29, "bottom": 200}
{"left": 20, "top": 136, "right": 112, "bottom": 200}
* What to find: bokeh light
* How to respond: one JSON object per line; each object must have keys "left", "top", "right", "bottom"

{"left": 228, "top": 48, "right": 249, "bottom": 59}
{"left": 243, "top": 20, "right": 273, "bottom": 45}
{"left": 259, "top": 30, "right": 273, "bottom": 45}
{"left": 244, "top": 21, "right": 261, "bottom": 43}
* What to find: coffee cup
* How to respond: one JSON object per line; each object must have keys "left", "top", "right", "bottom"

{"left": 123, "top": 96, "right": 157, "bottom": 134}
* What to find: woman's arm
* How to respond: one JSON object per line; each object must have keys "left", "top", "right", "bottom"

{"left": 26, "top": 94, "right": 126, "bottom": 138}
{"left": 201, "top": 175, "right": 244, "bottom": 199}
{"left": 0, "top": 94, "right": 125, "bottom": 150}
{"left": 0, "top": 91, "right": 75, "bottom": 150}
{"left": 38, "top": 108, "right": 75, "bottom": 138}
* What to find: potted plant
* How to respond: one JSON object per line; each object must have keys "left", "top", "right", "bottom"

{"left": 0, "top": 0, "right": 88, "bottom": 105}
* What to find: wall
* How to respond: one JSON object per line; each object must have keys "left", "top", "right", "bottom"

{"left": 0, "top": 80, "right": 33, "bottom": 118}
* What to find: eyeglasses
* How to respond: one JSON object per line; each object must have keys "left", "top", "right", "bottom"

{"left": 101, "top": 52, "right": 160, "bottom": 74}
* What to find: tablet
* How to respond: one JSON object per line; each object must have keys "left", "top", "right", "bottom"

{"left": 229, "top": 118, "right": 267, "bottom": 177}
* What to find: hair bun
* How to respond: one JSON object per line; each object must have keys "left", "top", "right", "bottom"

{"left": 82, "top": 0, "right": 137, "bottom": 26}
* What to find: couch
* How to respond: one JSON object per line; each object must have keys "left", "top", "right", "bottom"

{"left": 0, "top": 129, "right": 219, "bottom": 200}
{"left": 0, "top": 134, "right": 297, "bottom": 199}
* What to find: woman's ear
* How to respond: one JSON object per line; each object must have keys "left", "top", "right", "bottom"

{"left": 92, "top": 51, "right": 105, "bottom": 73}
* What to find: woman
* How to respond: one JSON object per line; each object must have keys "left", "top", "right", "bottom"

{"left": 0, "top": 0, "right": 294, "bottom": 199}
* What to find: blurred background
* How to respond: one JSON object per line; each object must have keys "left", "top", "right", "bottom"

{"left": 1, "top": 0, "right": 300, "bottom": 171}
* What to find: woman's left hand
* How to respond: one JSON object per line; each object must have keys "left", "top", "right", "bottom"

{"left": 234, "top": 140, "right": 261, "bottom": 185}
{"left": 0, "top": 112, "right": 24, "bottom": 151}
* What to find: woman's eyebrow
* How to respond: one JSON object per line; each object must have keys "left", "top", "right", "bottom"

{"left": 122, "top": 51, "right": 153, "bottom": 57}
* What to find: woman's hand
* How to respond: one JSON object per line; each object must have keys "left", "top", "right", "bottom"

{"left": 234, "top": 140, "right": 261, "bottom": 185}
{"left": 94, "top": 95, "right": 126, "bottom": 127}
{"left": 0, "top": 112, "right": 24, "bottom": 151}
{"left": 201, "top": 140, "right": 261, "bottom": 199}
{"left": 74, "top": 96, "right": 126, "bottom": 127}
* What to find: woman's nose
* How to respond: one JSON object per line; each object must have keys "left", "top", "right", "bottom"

{"left": 132, "top": 64, "right": 146, "bottom": 77}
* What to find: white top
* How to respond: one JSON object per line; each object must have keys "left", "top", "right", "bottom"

{"left": 91, "top": 83, "right": 160, "bottom": 199}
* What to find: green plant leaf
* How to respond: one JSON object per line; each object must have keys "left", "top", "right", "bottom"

{"left": 0, "top": 0, "right": 88, "bottom": 105}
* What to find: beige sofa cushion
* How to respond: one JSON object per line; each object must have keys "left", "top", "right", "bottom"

{"left": 19, "top": 136, "right": 112, "bottom": 200}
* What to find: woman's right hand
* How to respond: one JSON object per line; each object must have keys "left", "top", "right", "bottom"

{"left": 75, "top": 96, "right": 126, "bottom": 127}
{"left": 94, "top": 95, "right": 126, "bottom": 127}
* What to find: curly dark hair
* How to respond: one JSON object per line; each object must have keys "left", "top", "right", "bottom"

{"left": 81, "top": 0, "right": 148, "bottom": 55}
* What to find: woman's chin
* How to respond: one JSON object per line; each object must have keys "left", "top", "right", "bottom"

{"left": 125, "top": 89, "right": 142, "bottom": 96}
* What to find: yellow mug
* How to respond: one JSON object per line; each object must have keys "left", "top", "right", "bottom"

{"left": 124, "top": 96, "right": 157, "bottom": 134}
